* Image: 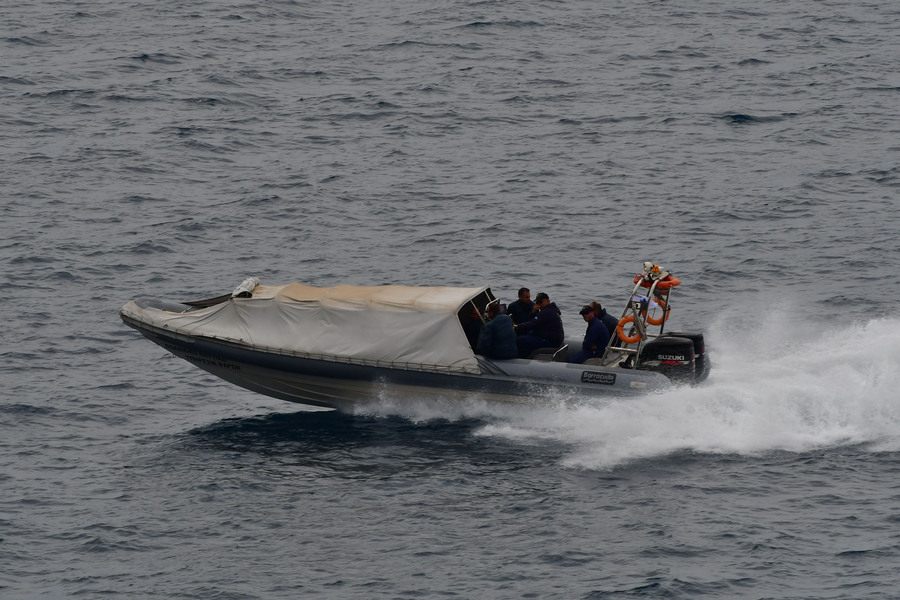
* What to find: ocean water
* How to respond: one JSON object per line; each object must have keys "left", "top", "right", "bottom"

{"left": 3, "top": 0, "right": 900, "bottom": 598}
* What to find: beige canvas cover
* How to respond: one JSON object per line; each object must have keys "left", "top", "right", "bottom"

{"left": 121, "top": 282, "right": 489, "bottom": 374}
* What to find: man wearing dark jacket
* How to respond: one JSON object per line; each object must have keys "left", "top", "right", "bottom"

{"left": 592, "top": 302, "right": 621, "bottom": 347}
{"left": 515, "top": 292, "right": 565, "bottom": 358}
{"left": 569, "top": 305, "right": 610, "bottom": 363}
{"left": 507, "top": 287, "right": 534, "bottom": 325}
{"left": 476, "top": 303, "right": 517, "bottom": 359}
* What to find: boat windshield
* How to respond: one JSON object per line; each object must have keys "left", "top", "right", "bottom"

{"left": 456, "top": 288, "right": 497, "bottom": 326}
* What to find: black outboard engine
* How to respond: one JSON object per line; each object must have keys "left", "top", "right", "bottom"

{"left": 638, "top": 336, "right": 695, "bottom": 384}
{"left": 664, "top": 331, "right": 710, "bottom": 384}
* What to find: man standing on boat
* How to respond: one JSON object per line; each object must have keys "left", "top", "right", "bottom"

{"left": 507, "top": 287, "right": 534, "bottom": 325}
{"left": 514, "top": 292, "right": 565, "bottom": 358}
{"left": 568, "top": 305, "right": 610, "bottom": 364}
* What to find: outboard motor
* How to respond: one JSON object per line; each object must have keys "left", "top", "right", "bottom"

{"left": 664, "top": 331, "right": 709, "bottom": 384}
{"left": 638, "top": 336, "right": 695, "bottom": 383}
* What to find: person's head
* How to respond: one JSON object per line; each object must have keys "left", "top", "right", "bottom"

{"left": 469, "top": 306, "right": 480, "bottom": 320}
{"left": 591, "top": 301, "right": 604, "bottom": 317}
{"left": 517, "top": 287, "right": 531, "bottom": 303}
{"left": 534, "top": 292, "right": 550, "bottom": 308}
{"left": 486, "top": 303, "right": 501, "bottom": 318}
{"left": 580, "top": 305, "right": 595, "bottom": 321}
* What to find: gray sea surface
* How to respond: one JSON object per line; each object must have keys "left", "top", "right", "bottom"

{"left": 3, "top": 0, "right": 900, "bottom": 598}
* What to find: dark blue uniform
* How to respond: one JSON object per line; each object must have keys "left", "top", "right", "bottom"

{"left": 568, "top": 317, "right": 610, "bottom": 364}
{"left": 516, "top": 302, "right": 565, "bottom": 358}
{"left": 595, "top": 307, "right": 620, "bottom": 347}
{"left": 507, "top": 299, "right": 535, "bottom": 325}
{"left": 476, "top": 314, "right": 517, "bottom": 359}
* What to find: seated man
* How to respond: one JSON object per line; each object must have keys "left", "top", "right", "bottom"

{"left": 507, "top": 287, "right": 534, "bottom": 326}
{"left": 569, "top": 305, "right": 610, "bottom": 364}
{"left": 591, "top": 301, "right": 621, "bottom": 346}
{"left": 514, "top": 292, "right": 565, "bottom": 358}
{"left": 476, "top": 302, "right": 517, "bottom": 359}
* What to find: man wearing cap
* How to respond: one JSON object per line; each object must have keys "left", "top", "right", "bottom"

{"left": 514, "top": 292, "right": 565, "bottom": 358}
{"left": 568, "top": 305, "right": 611, "bottom": 364}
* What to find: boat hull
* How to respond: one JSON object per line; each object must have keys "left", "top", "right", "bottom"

{"left": 122, "top": 315, "right": 671, "bottom": 409}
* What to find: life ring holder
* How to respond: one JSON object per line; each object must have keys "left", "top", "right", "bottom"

{"left": 616, "top": 315, "right": 642, "bottom": 344}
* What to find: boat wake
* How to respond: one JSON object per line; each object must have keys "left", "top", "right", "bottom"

{"left": 352, "top": 315, "right": 900, "bottom": 468}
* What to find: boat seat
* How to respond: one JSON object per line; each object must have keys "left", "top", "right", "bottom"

{"left": 528, "top": 345, "right": 568, "bottom": 362}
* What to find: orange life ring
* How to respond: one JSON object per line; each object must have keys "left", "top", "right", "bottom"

{"left": 633, "top": 275, "right": 681, "bottom": 290}
{"left": 646, "top": 298, "right": 670, "bottom": 326}
{"left": 616, "top": 315, "right": 642, "bottom": 344}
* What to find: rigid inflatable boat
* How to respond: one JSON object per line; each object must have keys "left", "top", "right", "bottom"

{"left": 120, "top": 263, "right": 709, "bottom": 409}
